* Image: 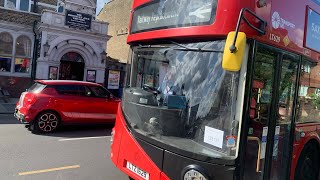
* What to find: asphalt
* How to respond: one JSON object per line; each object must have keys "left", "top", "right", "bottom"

{"left": 0, "top": 115, "right": 128, "bottom": 180}
{"left": 0, "top": 98, "right": 18, "bottom": 114}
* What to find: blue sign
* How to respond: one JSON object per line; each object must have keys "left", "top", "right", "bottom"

{"left": 305, "top": 8, "right": 320, "bottom": 52}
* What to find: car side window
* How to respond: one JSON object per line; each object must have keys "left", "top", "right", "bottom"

{"left": 55, "top": 85, "right": 81, "bottom": 96}
{"left": 79, "top": 86, "right": 93, "bottom": 97}
{"left": 89, "top": 86, "right": 110, "bottom": 98}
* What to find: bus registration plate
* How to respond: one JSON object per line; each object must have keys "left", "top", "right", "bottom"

{"left": 126, "top": 161, "right": 149, "bottom": 180}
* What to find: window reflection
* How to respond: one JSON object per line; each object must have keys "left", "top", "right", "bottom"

{"left": 297, "top": 60, "right": 320, "bottom": 123}
{"left": 14, "top": 58, "right": 30, "bottom": 73}
{"left": 15, "top": 36, "right": 31, "bottom": 73}
{"left": 6, "top": 0, "right": 16, "bottom": 9}
{"left": 0, "top": 33, "right": 13, "bottom": 72}
{"left": 0, "top": 32, "right": 13, "bottom": 55}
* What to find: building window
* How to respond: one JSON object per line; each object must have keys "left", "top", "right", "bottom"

{"left": 0, "top": 32, "right": 13, "bottom": 72}
{"left": 57, "top": 0, "right": 65, "bottom": 13}
{"left": 19, "top": 0, "right": 29, "bottom": 11}
{"left": 15, "top": 36, "right": 31, "bottom": 73}
{"left": 5, "top": 0, "right": 30, "bottom": 11}
{"left": 5, "top": 0, "right": 16, "bottom": 9}
{"left": 57, "top": 5, "right": 64, "bottom": 13}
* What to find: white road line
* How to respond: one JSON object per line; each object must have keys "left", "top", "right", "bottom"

{"left": 58, "top": 136, "right": 109, "bottom": 141}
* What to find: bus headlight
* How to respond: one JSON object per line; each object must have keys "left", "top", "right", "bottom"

{"left": 182, "top": 165, "right": 209, "bottom": 180}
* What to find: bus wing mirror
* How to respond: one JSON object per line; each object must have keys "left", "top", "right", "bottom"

{"left": 222, "top": 31, "right": 247, "bottom": 72}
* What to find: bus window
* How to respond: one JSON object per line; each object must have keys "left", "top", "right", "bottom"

{"left": 244, "top": 45, "right": 276, "bottom": 180}
{"left": 297, "top": 60, "right": 320, "bottom": 123}
{"left": 276, "top": 57, "right": 298, "bottom": 123}
{"left": 244, "top": 45, "right": 299, "bottom": 180}
{"left": 269, "top": 54, "right": 299, "bottom": 180}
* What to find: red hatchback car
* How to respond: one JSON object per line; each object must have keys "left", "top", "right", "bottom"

{"left": 14, "top": 80, "right": 120, "bottom": 133}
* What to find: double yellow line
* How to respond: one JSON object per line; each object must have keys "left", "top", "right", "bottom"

{"left": 18, "top": 165, "right": 80, "bottom": 176}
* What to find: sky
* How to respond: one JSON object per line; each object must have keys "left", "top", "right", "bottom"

{"left": 96, "top": 0, "right": 111, "bottom": 15}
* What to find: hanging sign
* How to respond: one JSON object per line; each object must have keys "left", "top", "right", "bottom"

{"left": 65, "top": 10, "right": 92, "bottom": 30}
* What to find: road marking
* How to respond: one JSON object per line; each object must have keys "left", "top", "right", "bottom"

{"left": 58, "top": 136, "right": 109, "bottom": 141}
{"left": 18, "top": 165, "right": 80, "bottom": 176}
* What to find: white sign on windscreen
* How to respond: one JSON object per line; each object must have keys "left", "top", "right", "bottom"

{"left": 204, "top": 126, "right": 224, "bottom": 149}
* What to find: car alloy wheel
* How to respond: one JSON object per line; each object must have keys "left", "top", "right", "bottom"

{"left": 37, "top": 112, "right": 59, "bottom": 132}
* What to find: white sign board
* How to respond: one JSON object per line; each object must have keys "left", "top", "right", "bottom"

{"left": 204, "top": 126, "right": 224, "bottom": 149}
{"left": 108, "top": 70, "right": 120, "bottom": 89}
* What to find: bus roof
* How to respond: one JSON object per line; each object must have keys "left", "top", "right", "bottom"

{"left": 128, "top": 0, "right": 320, "bottom": 62}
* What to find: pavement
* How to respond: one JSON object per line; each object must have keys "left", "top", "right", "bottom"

{"left": 0, "top": 98, "right": 19, "bottom": 114}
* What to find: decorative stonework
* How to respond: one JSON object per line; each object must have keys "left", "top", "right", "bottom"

{"left": 38, "top": 5, "right": 56, "bottom": 13}
{"left": 94, "top": 42, "right": 103, "bottom": 49}
{"left": 39, "top": 0, "right": 58, "bottom": 6}
{"left": 0, "top": 9, "right": 40, "bottom": 26}
{"left": 47, "top": 34, "right": 59, "bottom": 42}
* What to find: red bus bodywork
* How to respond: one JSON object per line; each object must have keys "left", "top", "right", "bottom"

{"left": 111, "top": 0, "right": 320, "bottom": 179}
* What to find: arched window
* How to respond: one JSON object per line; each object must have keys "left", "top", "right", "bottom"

{"left": 61, "top": 52, "right": 84, "bottom": 63}
{"left": 15, "top": 35, "right": 32, "bottom": 73}
{"left": 0, "top": 32, "right": 13, "bottom": 72}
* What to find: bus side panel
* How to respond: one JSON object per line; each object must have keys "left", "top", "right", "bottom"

{"left": 110, "top": 104, "right": 124, "bottom": 166}
{"left": 112, "top": 105, "right": 165, "bottom": 180}
{"left": 290, "top": 123, "right": 320, "bottom": 180}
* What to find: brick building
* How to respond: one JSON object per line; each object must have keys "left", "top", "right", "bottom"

{"left": 0, "top": 0, "right": 109, "bottom": 103}
{"left": 97, "top": 0, "right": 132, "bottom": 63}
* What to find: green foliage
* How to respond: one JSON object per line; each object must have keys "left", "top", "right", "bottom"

{"left": 310, "top": 93, "right": 320, "bottom": 109}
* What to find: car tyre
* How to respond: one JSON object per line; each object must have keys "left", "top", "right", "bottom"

{"left": 294, "top": 143, "right": 320, "bottom": 180}
{"left": 31, "top": 111, "right": 60, "bottom": 134}
{"left": 128, "top": 176, "right": 134, "bottom": 180}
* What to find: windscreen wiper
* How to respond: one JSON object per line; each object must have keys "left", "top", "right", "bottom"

{"left": 137, "top": 44, "right": 171, "bottom": 49}
{"left": 170, "top": 41, "right": 223, "bottom": 53}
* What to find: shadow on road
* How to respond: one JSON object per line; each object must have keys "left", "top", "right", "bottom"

{"left": 0, "top": 114, "right": 20, "bottom": 124}
{"left": 0, "top": 113, "right": 115, "bottom": 138}
{"left": 36, "top": 123, "right": 114, "bottom": 138}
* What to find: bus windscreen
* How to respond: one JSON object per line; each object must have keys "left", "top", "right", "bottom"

{"left": 130, "top": 0, "right": 217, "bottom": 34}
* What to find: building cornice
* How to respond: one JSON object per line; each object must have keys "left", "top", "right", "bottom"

{"left": 39, "top": 25, "right": 111, "bottom": 41}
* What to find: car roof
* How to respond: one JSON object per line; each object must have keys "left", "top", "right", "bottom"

{"left": 35, "top": 80, "right": 102, "bottom": 86}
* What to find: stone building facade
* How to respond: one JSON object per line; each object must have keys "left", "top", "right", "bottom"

{"left": 97, "top": 0, "right": 133, "bottom": 63}
{"left": 0, "top": 0, "right": 109, "bottom": 101}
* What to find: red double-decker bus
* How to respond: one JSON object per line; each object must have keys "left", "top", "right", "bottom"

{"left": 110, "top": 0, "right": 320, "bottom": 180}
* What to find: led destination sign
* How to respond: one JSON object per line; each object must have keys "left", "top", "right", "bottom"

{"left": 131, "top": 0, "right": 217, "bottom": 34}
{"left": 305, "top": 7, "right": 320, "bottom": 53}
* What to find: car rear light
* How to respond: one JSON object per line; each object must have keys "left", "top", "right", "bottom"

{"left": 25, "top": 93, "right": 37, "bottom": 105}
